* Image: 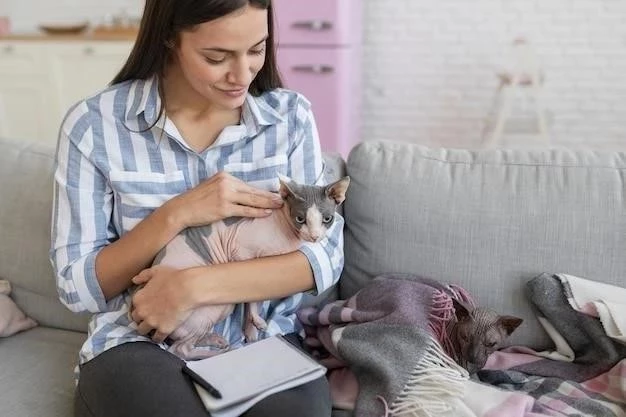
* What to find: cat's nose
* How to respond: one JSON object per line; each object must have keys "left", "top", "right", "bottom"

{"left": 310, "top": 233, "right": 321, "bottom": 241}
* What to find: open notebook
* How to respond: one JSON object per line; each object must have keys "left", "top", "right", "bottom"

{"left": 183, "top": 335, "right": 326, "bottom": 417}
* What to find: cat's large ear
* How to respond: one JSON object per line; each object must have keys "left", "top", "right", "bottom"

{"left": 452, "top": 298, "right": 472, "bottom": 322}
{"left": 278, "top": 174, "right": 300, "bottom": 200}
{"left": 326, "top": 176, "right": 351, "bottom": 205}
{"left": 498, "top": 316, "right": 523, "bottom": 336}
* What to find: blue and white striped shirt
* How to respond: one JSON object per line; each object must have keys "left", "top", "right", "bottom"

{"left": 50, "top": 76, "right": 344, "bottom": 365}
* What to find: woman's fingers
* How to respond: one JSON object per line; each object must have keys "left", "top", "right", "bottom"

{"left": 219, "top": 178, "right": 283, "bottom": 218}
{"left": 135, "top": 322, "right": 169, "bottom": 344}
{"left": 133, "top": 314, "right": 169, "bottom": 341}
{"left": 225, "top": 176, "right": 281, "bottom": 205}
{"left": 132, "top": 269, "right": 152, "bottom": 285}
{"left": 233, "top": 189, "right": 283, "bottom": 210}
{"left": 181, "top": 172, "right": 285, "bottom": 225}
{"left": 218, "top": 172, "right": 280, "bottom": 205}
{"left": 231, "top": 204, "right": 274, "bottom": 218}
{"left": 151, "top": 330, "right": 169, "bottom": 344}
{"left": 136, "top": 320, "right": 153, "bottom": 336}
{"left": 130, "top": 305, "right": 142, "bottom": 324}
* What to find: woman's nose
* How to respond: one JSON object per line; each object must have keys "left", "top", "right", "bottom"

{"left": 226, "top": 58, "right": 253, "bottom": 86}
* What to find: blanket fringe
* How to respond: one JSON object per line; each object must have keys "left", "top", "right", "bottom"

{"left": 387, "top": 336, "right": 469, "bottom": 417}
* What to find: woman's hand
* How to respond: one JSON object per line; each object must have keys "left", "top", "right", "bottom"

{"left": 130, "top": 265, "right": 196, "bottom": 343}
{"left": 165, "top": 171, "right": 284, "bottom": 229}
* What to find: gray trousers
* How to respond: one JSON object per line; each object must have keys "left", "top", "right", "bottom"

{"left": 74, "top": 335, "right": 331, "bottom": 417}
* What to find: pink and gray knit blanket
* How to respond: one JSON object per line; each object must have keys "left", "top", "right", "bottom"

{"left": 476, "top": 273, "right": 626, "bottom": 417}
{"left": 297, "top": 273, "right": 626, "bottom": 417}
{"left": 297, "top": 274, "right": 471, "bottom": 417}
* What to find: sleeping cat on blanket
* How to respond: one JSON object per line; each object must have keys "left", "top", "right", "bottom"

{"left": 445, "top": 298, "right": 523, "bottom": 373}
{"left": 137, "top": 174, "right": 350, "bottom": 360}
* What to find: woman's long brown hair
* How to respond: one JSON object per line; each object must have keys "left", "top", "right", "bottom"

{"left": 111, "top": 0, "right": 283, "bottom": 128}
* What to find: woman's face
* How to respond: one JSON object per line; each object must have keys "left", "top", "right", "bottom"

{"left": 172, "top": 5, "right": 268, "bottom": 110}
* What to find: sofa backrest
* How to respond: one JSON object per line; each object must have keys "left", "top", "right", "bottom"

{"left": 0, "top": 138, "right": 89, "bottom": 332}
{"left": 341, "top": 140, "right": 626, "bottom": 349}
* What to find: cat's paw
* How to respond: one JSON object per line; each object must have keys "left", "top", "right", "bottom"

{"left": 244, "top": 314, "right": 268, "bottom": 342}
{"left": 251, "top": 314, "right": 267, "bottom": 331}
{"left": 204, "top": 333, "right": 229, "bottom": 350}
{"left": 244, "top": 325, "right": 259, "bottom": 343}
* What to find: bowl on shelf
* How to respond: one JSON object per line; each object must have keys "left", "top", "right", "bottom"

{"left": 38, "top": 21, "right": 89, "bottom": 35}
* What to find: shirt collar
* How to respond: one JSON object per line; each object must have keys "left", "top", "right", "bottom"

{"left": 241, "top": 91, "right": 285, "bottom": 135}
{"left": 124, "top": 76, "right": 160, "bottom": 125}
{"left": 124, "top": 76, "right": 285, "bottom": 145}
{"left": 212, "top": 95, "right": 285, "bottom": 148}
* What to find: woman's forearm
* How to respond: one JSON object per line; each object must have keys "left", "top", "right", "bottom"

{"left": 183, "top": 251, "right": 315, "bottom": 307}
{"left": 96, "top": 201, "right": 184, "bottom": 300}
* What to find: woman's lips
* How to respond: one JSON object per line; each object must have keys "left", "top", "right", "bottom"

{"left": 218, "top": 87, "right": 246, "bottom": 98}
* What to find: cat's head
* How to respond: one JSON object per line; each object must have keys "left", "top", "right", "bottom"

{"left": 450, "top": 298, "right": 523, "bottom": 373}
{"left": 278, "top": 174, "right": 350, "bottom": 243}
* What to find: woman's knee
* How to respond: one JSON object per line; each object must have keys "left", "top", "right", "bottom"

{"left": 75, "top": 342, "right": 208, "bottom": 417}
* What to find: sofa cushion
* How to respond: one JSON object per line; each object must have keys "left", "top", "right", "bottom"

{"left": 0, "top": 327, "right": 86, "bottom": 417}
{"left": 0, "top": 138, "right": 90, "bottom": 332}
{"left": 341, "top": 140, "right": 626, "bottom": 349}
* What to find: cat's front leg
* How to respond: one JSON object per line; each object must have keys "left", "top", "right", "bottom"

{"left": 172, "top": 334, "right": 230, "bottom": 360}
{"left": 244, "top": 302, "right": 267, "bottom": 342}
{"left": 167, "top": 327, "right": 230, "bottom": 360}
{"left": 168, "top": 332, "right": 205, "bottom": 360}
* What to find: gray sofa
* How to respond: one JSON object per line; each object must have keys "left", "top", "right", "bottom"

{"left": 1, "top": 136, "right": 625, "bottom": 417}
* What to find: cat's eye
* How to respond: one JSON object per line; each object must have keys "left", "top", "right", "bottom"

{"left": 485, "top": 341, "right": 497, "bottom": 348}
{"left": 323, "top": 215, "right": 333, "bottom": 223}
{"left": 295, "top": 216, "right": 306, "bottom": 224}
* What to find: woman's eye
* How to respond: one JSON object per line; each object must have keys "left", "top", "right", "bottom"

{"left": 295, "top": 216, "right": 305, "bottom": 224}
{"left": 323, "top": 216, "right": 333, "bottom": 223}
{"left": 249, "top": 47, "right": 265, "bottom": 56}
{"left": 204, "top": 56, "right": 226, "bottom": 64}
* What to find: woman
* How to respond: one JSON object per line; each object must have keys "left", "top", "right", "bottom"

{"left": 50, "top": 1, "right": 344, "bottom": 416}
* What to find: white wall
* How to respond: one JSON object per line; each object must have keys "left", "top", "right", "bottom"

{"left": 3, "top": 0, "right": 625, "bottom": 149}
{"left": 361, "top": 0, "right": 626, "bottom": 148}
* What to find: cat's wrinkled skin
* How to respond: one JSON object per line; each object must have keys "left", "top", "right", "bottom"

{"left": 446, "top": 298, "right": 523, "bottom": 373}
{"left": 132, "top": 174, "right": 350, "bottom": 360}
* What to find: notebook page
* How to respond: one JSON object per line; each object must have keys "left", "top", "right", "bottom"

{"left": 185, "top": 335, "right": 326, "bottom": 411}
{"left": 193, "top": 366, "right": 326, "bottom": 417}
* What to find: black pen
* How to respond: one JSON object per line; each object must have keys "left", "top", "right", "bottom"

{"left": 182, "top": 364, "right": 223, "bottom": 399}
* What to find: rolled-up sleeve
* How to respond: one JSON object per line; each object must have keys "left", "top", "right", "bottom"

{"left": 50, "top": 110, "right": 113, "bottom": 313}
{"left": 288, "top": 98, "right": 345, "bottom": 295}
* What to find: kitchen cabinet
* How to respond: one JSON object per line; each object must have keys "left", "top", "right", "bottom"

{"left": 0, "top": 74, "right": 53, "bottom": 141}
{"left": 0, "top": 42, "right": 55, "bottom": 141}
{"left": 0, "top": 39, "right": 133, "bottom": 144}
{"left": 49, "top": 42, "right": 134, "bottom": 122}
